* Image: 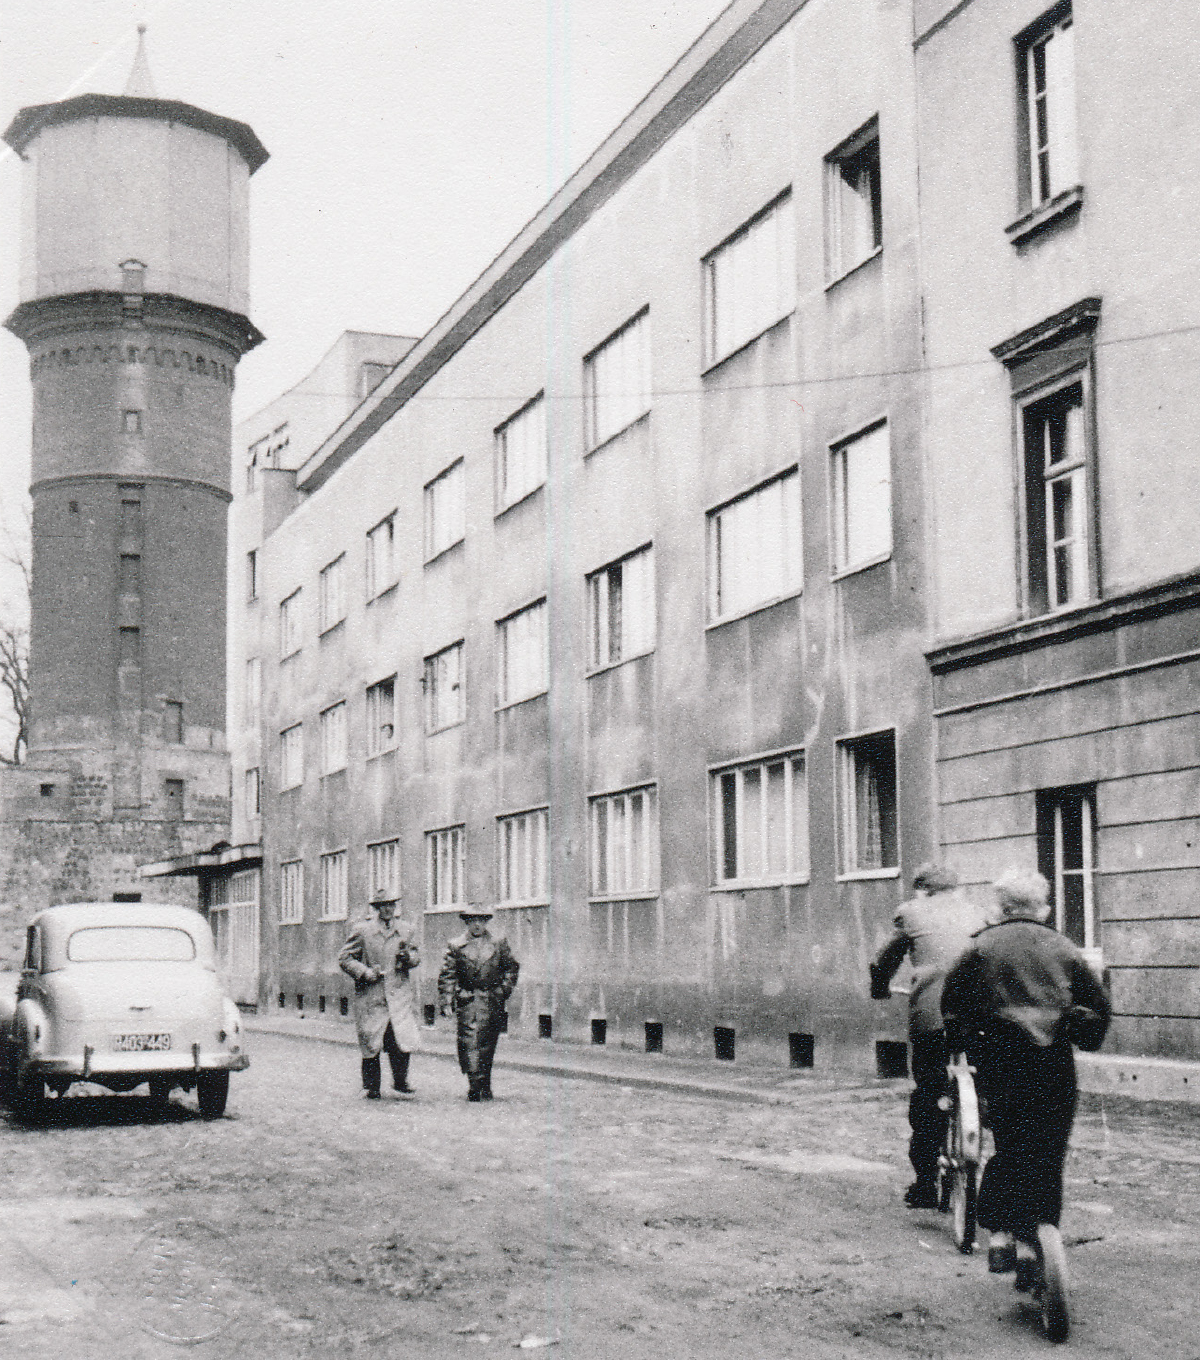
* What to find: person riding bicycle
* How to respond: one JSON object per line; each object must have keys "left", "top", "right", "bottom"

{"left": 940, "top": 868, "right": 1110, "bottom": 1291}
{"left": 870, "top": 863, "right": 993, "bottom": 1209}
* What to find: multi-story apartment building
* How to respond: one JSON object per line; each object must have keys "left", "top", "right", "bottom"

{"left": 215, "top": 0, "right": 932, "bottom": 1066}
{"left": 916, "top": 0, "right": 1200, "bottom": 1059}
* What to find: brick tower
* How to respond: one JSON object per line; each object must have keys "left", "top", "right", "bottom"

{"left": 0, "top": 32, "right": 268, "bottom": 911}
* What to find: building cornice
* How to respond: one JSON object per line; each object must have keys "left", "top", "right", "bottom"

{"left": 990, "top": 296, "right": 1102, "bottom": 366}
{"left": 3, "top": 93, "right": 268, "bottom": 173}
{"left": 31, "top": 473, "right": 232, "bottom": 505}
{"left": 926, "top": 570, "right": 1200, "bottom": 675}
{"left": 297, "top": 0, "right": 811, "bottom": 495}
{"left": 5, "top": 291, "right": 264, "bottom": 357}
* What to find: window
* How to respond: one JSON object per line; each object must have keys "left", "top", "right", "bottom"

{"left": 359, "top": 361, "right": 394, "bottom": 398}
{"left": 708, "top": 469, "right": 802, "bottom": 622}
{"left": 712, "top": 751, "right": 808, "bottom": 886}
{"left": 831, "top": 421, "right": 892, "bottom": 574}
{"left": 1022, "top": 380, "right": 1091, "bottom": 613}
{"left": 1021, "top": 7, "right": 1077, "bottom": 208}
{"left": 424, "top": 642, "right": 464, "bottom": 733}
{"left": 825, "top": 118, "right": 882, "bottom": 280}
{"left": 584, "top": 310, "right": 650, "bottom": 451}
{"left": 704, "top": 192, "right": 795, "bottom": 366}
{"left": 587, "top": 545, "right": 655, "bottom": 669}
{"left": 497, "top": 600, "right": 547, "bottom": 706}
{"left": 164, "top": 778, "right": 184, "bottom": 820}
{"left": 424, "top": 460, "right": 465, "bottom": 560}
{"left": 247, "top": 549, "right": 258, "bottom": 600}
{"left": 280, "top": 589, "right": 302, "bottom": 658}
{"left": 122, "top": 409, "right": 142, "bottom": 434}
{"left": 319, "top": 555, "right": 346, "bottom": 633}
{"left": 163, "top": 700, "right": 183, "bottom": 744}
{"left": 246, "top": 658, "right": 262, "bottom": 726}
{"left": 245, "top": 766, "right": 261, "bottom": 817}
{"left": 320, "top": 702, "right": 347, "bottom": 775}
{"left": 496, "top": 394, "right": 548, "bottom": 512}
{"left": 589, "top": 786, "right": 659, "bottom": 898}
{"left": 366, "top": 513, "right": 397, "bottom": 599}
{"left": 426, "top": 825, "right": 465, "bottom": 910}
{"left": 280, "top": 860, "right": 304, "bottom": 925}
{"left": 280, "top": 723, "right": 304, "bottom": 790}
{"left": 837, "top": 730, "right": 899, "bottom": 875}
{"left": 366, "top": 676, "right": 396, "bottom": 755}
{"left": 497, "top": 807, "right": 549, "bottom": 905}
{"left": 118, "top": 626, "right": 140, "bottom": 665}
{"left": 368, "top": 838, "right": 400, "bottom": 900}
{"left": 1036, "top": 785, "right": 1096, "bottom": 950}
{"left": 319, "top": 850, "right": 349, "bottom": 921}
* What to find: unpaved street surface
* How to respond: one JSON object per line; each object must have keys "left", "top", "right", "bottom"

{"left": 2, "top": 1033, "right": 1199, "bottom": 1359}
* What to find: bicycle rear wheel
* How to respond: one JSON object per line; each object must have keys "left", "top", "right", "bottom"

{"left": 951, "top": 1161, "right": 977, "bottom": 1254}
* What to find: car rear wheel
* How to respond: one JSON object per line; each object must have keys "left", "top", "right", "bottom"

{"left": 196, "top": 1070, "right": 229, "bottom": 1119}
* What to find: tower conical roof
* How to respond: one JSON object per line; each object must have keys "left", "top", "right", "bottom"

{"left": 124, "top": 25, "right": 158, "bottom": 98}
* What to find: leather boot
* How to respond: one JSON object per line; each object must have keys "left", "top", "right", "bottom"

{"left": 467, "top": 1076, "right": 483, "bottom": 1102}
{"left": 390, "top": 1051, "right": 415, "bottom": 1094}
{"left": 361, "top": 1057, "right": 381, "bottom": 1099}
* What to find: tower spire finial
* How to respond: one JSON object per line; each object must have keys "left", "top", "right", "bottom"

{"left": 124, "top": 24, "right": 158, "bottom": 98}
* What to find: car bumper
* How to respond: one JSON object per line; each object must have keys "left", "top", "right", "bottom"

{"left": 30, "top": 1050, "right": 250, "bottom": 1077}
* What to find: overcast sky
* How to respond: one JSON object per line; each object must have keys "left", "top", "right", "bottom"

{"left": 0, "top": 0, "right": 732, "bottom": 591}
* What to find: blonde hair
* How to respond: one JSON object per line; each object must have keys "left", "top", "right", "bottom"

{"left": 994, "top": 868, "right": 1051, "bottom": 920}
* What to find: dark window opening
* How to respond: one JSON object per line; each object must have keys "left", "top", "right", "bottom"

{"left": 789, "top": 1033, "right": 815, "bottom": 1069}
{"left": 1023, "top": 381, "right": 1088, "bottom": 616}
{"left": 296, "top": 994, "right": 304, "bottom": 1011}
{"left": 163, "top": 700, "right": 183, "bottom": 744}
{"left": 714, "top": 1026, "right": 736, "bottom": 1062}
{"left": 644, "top": 1021, "right": 664, "bottom": 1054}
{"left": 876, "top": 1039, "right": 909, "bottom": 1079}
{"left": 341, "top": 997, "right": 351, "bottom": 1017}
{"left": 423, "top": 1003, "right": 436, "bottom": 1026}
{"left": 839, "top": 730, "right": 898, "bottom": 872}
{"left": 318, "top": 995, "right": 326, "bottom": 1014}
{"left": 39, "top": 784, "right": 55, "bottom": 798}
{"left": 1036, "top": 784, "right": 1097, "bottom": 949}
{"left": 112, "top": 892, "right": 142, "bottom": 903}
{"left": 69, "top": 500, "right": 79, "bottom": 514}
{"left": 278, "top": 992, "right": 286, "bottom": 1009}
{"left": 538, "top": 1013, "right": 553, "bottom": 1040}
{"left": 591, "top": 1018, "right": 607, "bottom": 1046}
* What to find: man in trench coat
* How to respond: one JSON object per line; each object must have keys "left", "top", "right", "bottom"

{"left": 437, "top": 905, "right": 519, "bottom": 1102}
{"left": 338, "top": 889, "right": 421, "bottom": 1099}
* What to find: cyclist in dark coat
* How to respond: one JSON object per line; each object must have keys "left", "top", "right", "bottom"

{"left": 438, "top": 905, "right": 519, "bottom": 1101}
{"left": 941, "top": 868, "right": 1110, "bottom": 1283}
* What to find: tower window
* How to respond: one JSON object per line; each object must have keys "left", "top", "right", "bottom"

{"left": 164, "top": 778, "right": 185, "bottom": 819}
{"left": 163, "top": 700, "right": 184, "bottom": 744}
{"left": 122, "top": 410, "right": 143, "bottom": 434}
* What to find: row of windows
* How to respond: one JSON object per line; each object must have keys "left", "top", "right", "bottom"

{"left": 270, "top": 731, "right": 900, "bottom": 925}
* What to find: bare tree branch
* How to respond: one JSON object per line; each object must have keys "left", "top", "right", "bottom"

{"left": 0, "top": 501, "right": 31, "bottom": 766}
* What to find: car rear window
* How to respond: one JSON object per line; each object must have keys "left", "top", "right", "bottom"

{"left": 66, "top": 927, "right": 197, "bottom": 963}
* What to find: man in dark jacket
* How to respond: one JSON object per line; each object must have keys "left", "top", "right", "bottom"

{"left": 438, "top": 905, "right": 519, "bottom": 1102}
{"left": 941, "top": 867, "right": 1110, "bottom": 1302}
{"left": 871, "top": 863, "right": 993, "bottom": 1208}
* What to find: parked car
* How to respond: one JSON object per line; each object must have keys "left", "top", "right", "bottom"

{"left": 0, "top": 902, "right": 249, "bottom": 1120}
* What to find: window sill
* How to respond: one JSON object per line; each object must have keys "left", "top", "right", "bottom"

{"left": 318, "top": 914, "right": 348, "bottom": 924}
{"left": 706, "top": 588, "right": 802, "bottom": 631}
{"left": 319, "top": 619, "right": 346, "bottom": 640}
{"left": 1005, "top": 185, "right": 1083, "bottom": 247}
{"left": 588, "top": 893, "right": 659, "bottom": 905}
{"left": 365, "top": 747, "right": 397, "bottom": 761}
{"left": 279, "top": 918, "right": 303, "bottom": 927}
{"left": 424, "top": 538, "right": 465, "bottom": 568}
{"left": 493, "top": 900, "right": 550, "bottom": 911}
{"left": 279, "top": 783, "right": 303, "bottom": 794}
{"left": 836, "top": 867, "right": 901, "bottom": 882}
{"left": 711, "top": 876, "right": 809, "bottom": 892}
{"left": 320, "top": 768, "right": 348, "bottom": 780}
{"left": 701, "top": 311, "right": 793, "bottom": 377}
{"left": 367, "top": 582, "right": 398, "bottom": 605}
{"left": 584, "top": 409, "right": 650, "bottom": 460}
{"left": 831, "top": 551, "right": 892, "bottom": 582}
{"left": 424, "top": 905, "right": 470, "bottom": 916}
{"left": 585, "top": 648, "right": 654, "bottom": 678}
{"left": 825, "top": 245, "right": 882, "bottom": 291}
{"left": 280, "top": 648, "right": 302, "bottom": 663}
{"left": 494, "top": 690, "right": 548, "bottom": 713}
{"left": 426, "top": 719, "right": 465, "bottom": 736}
{"left": 495, "top": 484, "right": 545, "bottom": 520}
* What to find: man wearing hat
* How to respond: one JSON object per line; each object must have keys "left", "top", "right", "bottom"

{"left": 437, "top": 905, "right": 519, "bottom": 1102}
{"left": 338, "top": 889, "right": 421, "bottom": 1100}
{"left": 870, "top": 862, "right": 993, "bottom": 1208}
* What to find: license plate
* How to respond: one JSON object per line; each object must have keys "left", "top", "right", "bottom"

{"left": 111, "top": 1033, "right": 172, "bottom": 1052}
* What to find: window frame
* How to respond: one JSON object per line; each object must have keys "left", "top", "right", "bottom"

{"left": 583, "top": 308, "right": 651, "bottom": 453}
{"left": 279, "top": 588, "right": 302, "bottom": 660}
{"left": 587, "top": 783, "right": 660, "bottom": 902}
{"left": 318, "top": 848, "right": 350, "bottom": 922}
{"left": 706, "top": 466, "right": 803, "bottom": 626}
{"left": 702, "top": 189, "right": 796, "bottom": 370}
{"left": 835, "top": 727, "right": 901, "bottom": 880}
{"left": 245, "top": 765, "right": 261, "bottom": 817}
{"left": 245, "top": 657, "right": 262, "bottom": 727}
{"left": 586, "top": 543, "right": 656, "bottom": 673}
{"left": 424, "top": 459, "right": 466, "bottom": 563}
{"left": 424, "top": 640, "right": 465, "bottom": 734}
{"left": 829, "top": 418, "right": 893, "bottom": 578}
{"left": 279, "top": 860, "right": 304, "bottom": 926}
{"left": 318, "top": 554, "right": 347, "bottom": 635}
{"left": 365, "top": 675, "right": 397, "bottom": 756}
{"left": 495, "top": 393, "right": 548, "bottom": 514}
{"left": 319, "top": 701, "right": 348, "bottom": 776}
{"left": 1036, "top": 784, "right": 1098, "bottom": 953}
{"left": 279, "top": 722, "right": 304, "bottom": 791}
{"left": 365, "top": 511, "right": 398, "bottom": 601}
{"left": 496, "top": 598, "right": 548, "bottom": 709}
{"left": 824, "top": 116, "right": 883, "bottom": 284}
{"left": 246, "top": 549, "right": 258, "bottom": 601}
{"left": 709, "top": 747, "right": 809, "bottom": 889}
{"left": 496, "top": 805, "right": 550, "bottom": 907}
{"left": 1015, "top": 3, "right": 1078, "bottom": 215}
{"left": 367, "top": 838, "right": 401, "bottom": 901}
{"left": 425, "top": 824, "right": 466, "bottom": 913}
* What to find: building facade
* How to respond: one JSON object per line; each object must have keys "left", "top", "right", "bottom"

{"left": 0, "top": 40, "right": 265, "bottom": 943}
{"left": 916, "top": 0, "right": 1200, "bottom": 1058}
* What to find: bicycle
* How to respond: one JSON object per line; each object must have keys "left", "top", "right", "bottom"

{"left": 936, "top": 1051, "right": 983, "bottom": 1254}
